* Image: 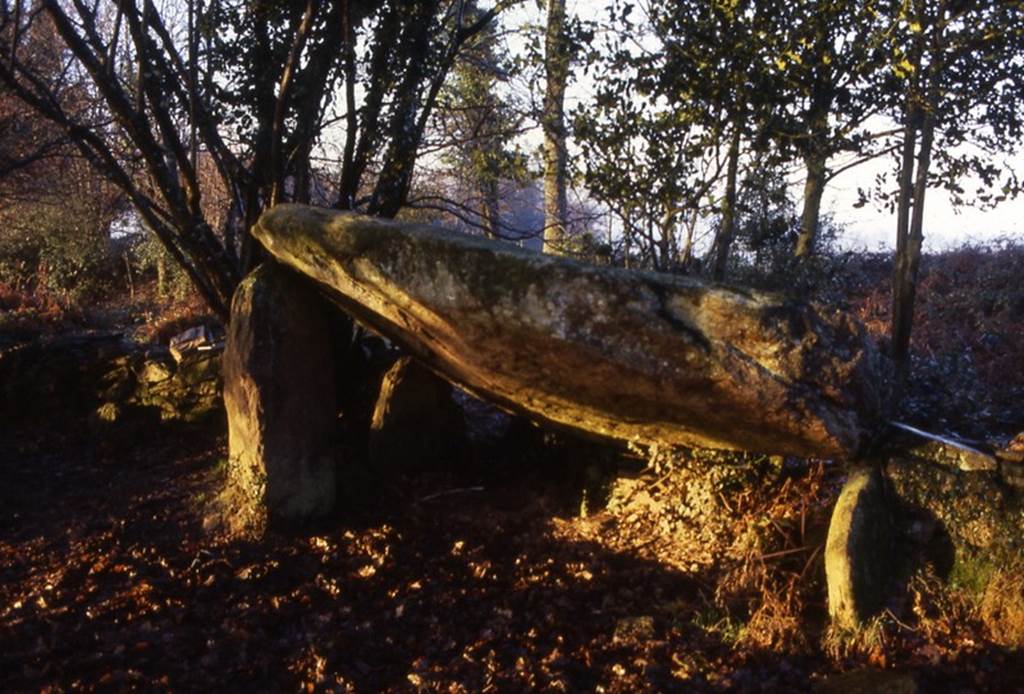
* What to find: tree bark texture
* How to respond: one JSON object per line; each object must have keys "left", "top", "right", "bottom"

{"left": 542, "top": 0, "right": 569, "bottom": 255}
{"left": 891, "top": 108, "right": 935, "bottom": 381}
{"left": 712, "top": 127, "right": 741, "bottom": 280}
{"left": 795, "top": 152, "right": 828, "bottom": 258}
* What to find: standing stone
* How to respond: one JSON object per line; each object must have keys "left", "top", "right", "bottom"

{"left": 368, "top": 357, "right": 465, "bottom": 474}
{"left": 825, "top": 467, "right": 894, "bottom": 630}
{"left": 219, "top": 264, "right": 340, "bottom": 535}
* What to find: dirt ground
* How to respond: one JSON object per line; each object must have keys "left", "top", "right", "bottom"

{"left": 3, "top": 418, "right": 1023, "bottom": 693}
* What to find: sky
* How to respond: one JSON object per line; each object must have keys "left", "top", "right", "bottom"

{"left": 820, "top": 153, "right": 1024, "bottom": 252}
{"left": 523, "top": 0, "right": 1024, "bottom": 254}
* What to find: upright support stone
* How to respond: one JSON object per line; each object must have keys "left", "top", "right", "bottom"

{"left": 368, "top": 356, "right": 465, "bottom": 474}
{"left": 825, "top": 467, "right": 894, "bottom": 630}
{"left": 219, "top": 264, "right": 340, "bottom": 535}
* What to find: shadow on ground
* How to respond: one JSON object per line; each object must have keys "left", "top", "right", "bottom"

{"left": 1, "top": 423, "right": 1022, "bottom": 692}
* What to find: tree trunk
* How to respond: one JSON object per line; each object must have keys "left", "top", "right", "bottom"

{"left": 891, "top": 110, "right": 919, "bottom": 380}
{"left": 795, "top": 152, "right": 828, "bottom": 258}
{"left": 367, "top": 17, "right": 432, "bottom": 218}
{"left": 542, "top": 0, "right": 569, "bottom": 255}
{"left": 623, "top": 226, "right": 632, "bottom": 269}
{"left": 712, "top": 127, "right": 741, "bottom": 281}
{"left": 891, "top": 0, "right": 946, "bottom": 388}
{"left": 891, "top": 106, "right": 935, "bottom": 381}
{"left": 681, "top": 209, "right": 697, "bottom": 271}
{"left": 480, "top": 178, "right": 501, "bottom": 240}
{"left": 658, "top": 208, "right": 675, "bottom": 272}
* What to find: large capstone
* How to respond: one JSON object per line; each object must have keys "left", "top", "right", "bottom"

{"left": 253, "top": 204, "right": 887, "bottom": 458}
{"left": 219, "top": 263, "right": 343, "bottom": 534}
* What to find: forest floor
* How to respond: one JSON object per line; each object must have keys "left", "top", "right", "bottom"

{"left": 2, "top": 418, "right": 1023, "bottom": 692}
{"left": 3, "top": 244, "right": 1024, "bottom": 691}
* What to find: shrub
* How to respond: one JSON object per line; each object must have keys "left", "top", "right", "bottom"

{"left": 0, "top": 195, "right": 120, "bottom": 304}
{"left": 127, "top": 233, "right": 196, "bottom": 303}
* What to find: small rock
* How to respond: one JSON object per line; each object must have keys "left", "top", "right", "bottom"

{"left": 996, "top": 432, "right": 1024, "bottom": 488}
{"left": 169, "top": 325, "right": 215, "bottom": 362}
{"left": 90, "top": 402, "right": 122, "bottom": 429}
{"left": 96, "top": 401, "right": 120, "bottom": 422}
{"left": 138, "top": 358, "right": 174, "bottom": 384}
{"left": 613, "top": 615, "right": 655, "bottom": 644}
{"left": 998, "top": 431, "right": 1024, "bottom": 461}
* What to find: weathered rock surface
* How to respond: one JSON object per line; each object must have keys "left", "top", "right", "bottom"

{"left": 253, "top": 204, "right": 886, "bottom": 458}
{"left": 885, "top": 452, "right": 1024, "bottom": 642}
{"left": 825, "top": 467, "right": 894, "bottom": 629}
{"left": 824, "top": 449, "right": 1024, "bottom": 631}
{"left": 0, "top": 331, "right": 222, "bottom": 432}
{"left": 168, "top": 325, "right": 218, "bottom": 362}
{"left": 885, "top": 457, "right": 1024, "bottom": 559}
{"left": 368, "top": 356, "right": 465, "bottom": 474}
{"left": 996, "top": 432, "right": 1024, "bottom": 488}
{"left": 127, "top": 349, "right": 222, "bottom": 425}
{"left": 220, "top": 263, "right": 342, "bottom": 534}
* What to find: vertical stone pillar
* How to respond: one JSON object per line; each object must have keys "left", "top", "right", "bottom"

{"left": 219, "top": 264, "right": 341, "bottom": 534}
{"left": 368, "top": 356, "right": 465, "bottom": 475}
{"left": 825, "top": 466, "right": 894, "bottom": 629}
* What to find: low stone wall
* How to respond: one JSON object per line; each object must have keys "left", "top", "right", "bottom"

{"left": 825, "top": 445, "right": 1024, "bottom": 644}
{"left": 0, "top": 330, "right": 223, "bottom": 434}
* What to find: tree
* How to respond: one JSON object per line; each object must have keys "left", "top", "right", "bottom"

{"left": 656, "top": 0, "right": 786, "bottom": 280}
{"left": 420, "top": 1, "right": 529, "bottom": 239}
{"left": 347, "top": 1, "right": 514, "bottom": 218}
{"left": 0, "top": 4, "right": 123, "bottom": 300}
{"left": 764, "top": 0, "right": 891, "bottom": 259}
{"left": 882, "top": 0, "right": 1024, "bottom": 382}
{"left": 732, "top": 162, "right": 800, "bottom": 275}
{"left": 0, "top": 0, "right": 515, "bottom": 318}
{"left": 574, "top": 2, "right": 712, "bottom": 271}
{"left": 0, "top": 9, "right": 68, "bottom": 185}
{"left": 576, "top": 0, "right": 781, "bottom": 276}
{"left": 575, "top": 46, "right": 725, "bottom": 272}
{"left": 541, "top": 0, "right": 568, "bottom": 254}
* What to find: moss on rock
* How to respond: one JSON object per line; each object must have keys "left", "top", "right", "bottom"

{"left": 253, "top": 204, "right": 887, "bottom": 458}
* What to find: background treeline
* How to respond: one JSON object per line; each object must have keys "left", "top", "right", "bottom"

{"left": 1, "top": 0, "right": 1023, "bottom": 380}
